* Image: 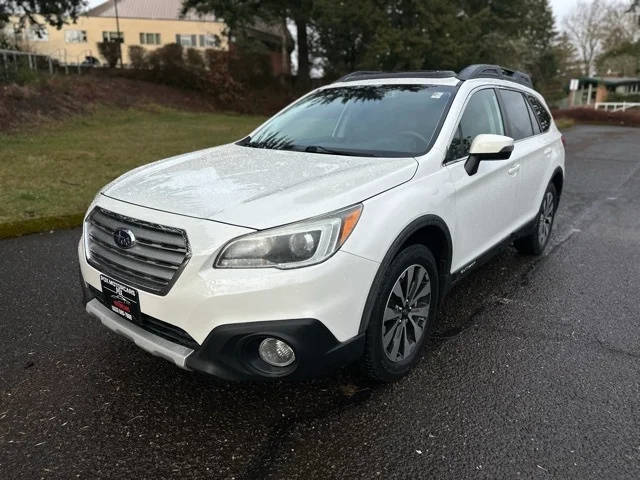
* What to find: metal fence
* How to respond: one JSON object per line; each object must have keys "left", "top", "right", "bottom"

{"left": 0, "top": 49, "right": 96, "bottom": 80}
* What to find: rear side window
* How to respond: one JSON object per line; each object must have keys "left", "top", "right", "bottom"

{"left": 527, "top": 95, "right": 551, "bottom": 132}
{"left": 499, "top": 90, "right": 533, "bottom": 140}
{"left": 526, "top": 100, "right": 541, "bottom": 135}
{"left": 446, "top": 88, "right": 504, "bottom": 161}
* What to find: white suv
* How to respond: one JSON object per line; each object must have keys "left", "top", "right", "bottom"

{"left": 79, "top": 64, "right": 564, "bottom": 382}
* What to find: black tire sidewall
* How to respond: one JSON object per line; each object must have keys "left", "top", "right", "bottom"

{"left": 363, "top": 244, "right": 439, "bottom": 381}
{"left": 534, "top": 183, "right": 558, "bottom": 252}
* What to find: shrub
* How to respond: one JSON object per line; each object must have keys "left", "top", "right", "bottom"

{"left": 98, "top": 41, "right": 121, "bottom": 68}
{"left": 203, "top": 49, "right": 243, "bottom": 106}
{"left": 553, "top": 107, "right": 640, "bottom": 126}
{"left": 185, "top": 48, "right": 205, "bottom": 70}
{"left": 146, "top": 43, "right": 202, "bottom": 90}
{"left": 0, "top": 30, "right": 16, "bottom": 50}
{"left": 228, "top": 46, "right": 273, "bottom": 86}
{"left": 0, "top": 67, "right": 42, "bottom": 86}
{"left": 97, "top": 42, "right": 296, "bottom": 115}
{"left": 607, "top": 93, "right": 640, "bottom": 103}
{"left": 147, "top": 43, "right": 183, "bottom": 70}
{"left": 128, "top": 45, "right": 147, "bottom": 69}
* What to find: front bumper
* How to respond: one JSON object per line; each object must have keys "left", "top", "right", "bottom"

{"left": 86, "top": 299, "right": 194, "bottom": 369}
{"left": 83, "top": 293, "right": 365, "bottom": 381}
{"left": 79, "top": 196, "right": 378, "bottom": 380}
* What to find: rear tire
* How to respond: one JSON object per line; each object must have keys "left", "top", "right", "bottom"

{"left": 361, "top": 245, "right": 439, "bottom": 382}
{"left": 514, "top": 183, "right": 558, "bottom": 255}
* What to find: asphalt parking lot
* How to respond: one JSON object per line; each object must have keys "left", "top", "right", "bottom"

{"left": 1, "top": 124, "right": 639, "bottom": 479}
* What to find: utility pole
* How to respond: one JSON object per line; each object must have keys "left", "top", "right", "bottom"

{"left": 114, "top": 0, "right": 123, "bottom": 67}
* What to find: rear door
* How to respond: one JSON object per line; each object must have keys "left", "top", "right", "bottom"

{"left": 520, "top": 94, "right": 558, "bottom": 223}
{"left": 445, "top": 88, "right": 519, "bottom": 272}
{"left": 496, "top": 89, "right": 551, "bottom": 227}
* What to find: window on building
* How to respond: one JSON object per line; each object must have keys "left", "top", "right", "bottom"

{"left": 199, "top": 34, "right": 221, "bottom": 48}
{"left": 27, "top": 25, "right": 49, "bottom": 42}
{"left": 140, "top": 33, "right": 161, "bottom": 45}
{"left": 102, "top": 31, "right": 124, "bottom": 42}
{"left": 176, "top": 34, "right": 197, "bottom": 47}
{"left": 65, "top": 30, "right": 87, "bottom": 43}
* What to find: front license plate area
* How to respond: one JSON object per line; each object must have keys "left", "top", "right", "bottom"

{"left": 100, "top": 275, "right": 140, "bottom": 323}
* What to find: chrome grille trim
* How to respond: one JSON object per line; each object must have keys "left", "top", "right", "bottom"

{"left": 85, "top": 207, "right": 191, "bottom": 295}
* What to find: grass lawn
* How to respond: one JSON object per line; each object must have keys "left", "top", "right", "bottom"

{"left": 0, "top": 106, "right": 265, "bottom": 237}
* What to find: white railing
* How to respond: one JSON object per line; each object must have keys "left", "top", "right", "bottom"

{"left": 594, "top": 102, "right": 640, "bottom": 112}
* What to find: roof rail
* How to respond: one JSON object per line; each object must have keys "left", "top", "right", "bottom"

{"left": 335, "top": 70, "right": 457, "bottom": 83}
{"left": 457, "top": 64, "right": 533, "bottom": 88}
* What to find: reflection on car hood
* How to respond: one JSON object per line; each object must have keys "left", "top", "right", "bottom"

{"left": 102, "top": 143, "right": 417, "bottom": 229}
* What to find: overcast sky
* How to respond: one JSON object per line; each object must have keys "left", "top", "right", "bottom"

{"left": 550, "top": 0, "right": 582, "bottom": 23}
{"left": 86, "top": 0, "right": 587, "bottom": 25}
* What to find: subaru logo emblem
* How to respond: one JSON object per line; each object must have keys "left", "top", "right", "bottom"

{"left": 113, "top": 229, "right": 136, "bottom": 249}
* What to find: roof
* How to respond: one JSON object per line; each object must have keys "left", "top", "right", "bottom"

{"left": 458, "top": 64, "right": 532, "bottom": 88}
{"left": 336, "top": 71, "right": 457, "bottom": 82}
{"left": 333, "top": 64, "right": 534, "bottom": 89}
{"left": 87, "top": 0, "right": 217, "bottom": 22}
{"left": 328, "top": 77, "right": 461, "bottom": 88}
{"left": 87, "top": 0, "right": 288, "bottom": 39}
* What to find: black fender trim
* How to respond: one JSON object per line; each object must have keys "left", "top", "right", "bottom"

{"left": 357, "top": 214, "right": 453, "bottom": 334}
{"left": 185, "top": 319, "right": 365, "bottom": 381}
{"left": 550, "top": 166, "right": 564, "bottom": 198}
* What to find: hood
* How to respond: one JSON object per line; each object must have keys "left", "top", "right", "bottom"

{"left": 102, "top": 143, "right": 417, "bottom": 229}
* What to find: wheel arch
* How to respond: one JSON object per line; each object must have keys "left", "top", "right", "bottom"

{"left": 550, "top": 166, "right": 564, "bottom": 199}
{"left": 358, "top": 215, "right": 453, "bottom": 334}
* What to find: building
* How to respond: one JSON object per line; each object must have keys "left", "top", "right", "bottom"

{"left": 572, "top": 76, "right": 640, "bottom": 106}
{"left": 5, "top": 0, "right": 290, "bottom": 74}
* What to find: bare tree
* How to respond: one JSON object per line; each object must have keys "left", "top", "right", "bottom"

{"left": 564, "top": 0, "right": 608, "bottom": 75}
{"left": 595, "top": 1, "right": 640, "bottom": 75}
{"left": 601, "top": 1, "right": 640, "bottom": 48}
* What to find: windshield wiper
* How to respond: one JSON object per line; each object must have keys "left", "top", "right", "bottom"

{"left": 239, "top": 138, "right": 376, "bottom": 156}
{"left": 236, "top": 135, "right": 252, "bottom": 146}
{"left": 237, "top": 134, "right": 297, "bottom": 151}
{"left": 304, "top": 145, "right": 376, "bottom": 157}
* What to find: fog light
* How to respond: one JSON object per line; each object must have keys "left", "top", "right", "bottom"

{"left": 258, "top": 337, "right": 295, "bottom": 367}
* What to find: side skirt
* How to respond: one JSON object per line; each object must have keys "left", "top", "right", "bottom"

{"left": 446, "top": 215, "right": 538, "bottom": 289}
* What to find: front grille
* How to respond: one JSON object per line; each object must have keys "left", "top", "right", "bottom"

{"left": 85, "top": 207, "right": 190, "bottom": 295}
{"left": 89, "top": 286, "right": 199, "bottom": 349}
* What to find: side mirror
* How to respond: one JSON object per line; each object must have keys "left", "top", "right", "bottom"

{"left": 464, "top": 134, "right": 514, "bottom": 176}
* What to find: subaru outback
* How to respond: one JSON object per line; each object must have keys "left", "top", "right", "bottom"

{"left": 79, "top": 64, "right": 565, "bottom": 382}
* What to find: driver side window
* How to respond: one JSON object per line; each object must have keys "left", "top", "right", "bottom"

{"left": 446, "top": 89, "right": 505, "bottom": 162}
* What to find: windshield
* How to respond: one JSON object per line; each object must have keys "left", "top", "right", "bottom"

{"left": 242, "top": 84, "right": 456, "bottom": 157}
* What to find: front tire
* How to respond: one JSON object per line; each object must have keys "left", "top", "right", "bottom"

{"left": 361, "top": 245, "right": 439, "bottom": 382}
{"left": 514, "top": 183, "right": 558, "bottom": 256}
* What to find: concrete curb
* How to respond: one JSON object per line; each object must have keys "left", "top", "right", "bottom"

{"left": 0, "top": 213, "right": 84, "bottom": 239}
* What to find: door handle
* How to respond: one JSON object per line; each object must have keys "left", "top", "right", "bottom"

{"left": 507, "top": 164, "right": 520, "bottom": 176}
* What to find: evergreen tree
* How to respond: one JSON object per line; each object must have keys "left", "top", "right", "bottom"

{"left": 182, "top": 0, "right": 313, "bottom": 85}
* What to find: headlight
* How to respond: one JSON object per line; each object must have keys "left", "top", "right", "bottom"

{"left": 215, "top": 204, "right": 363, "bottom": 269}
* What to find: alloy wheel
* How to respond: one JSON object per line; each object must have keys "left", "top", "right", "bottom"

{"left": 382, "top": 264, "right": 431, "bottom": 362}
{"left": 538, "top": 191, "right": 555, "bottom": 246}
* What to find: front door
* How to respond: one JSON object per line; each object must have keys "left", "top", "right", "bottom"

{"left": 445, "top": 88, "right": 520, "bottom": 272}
